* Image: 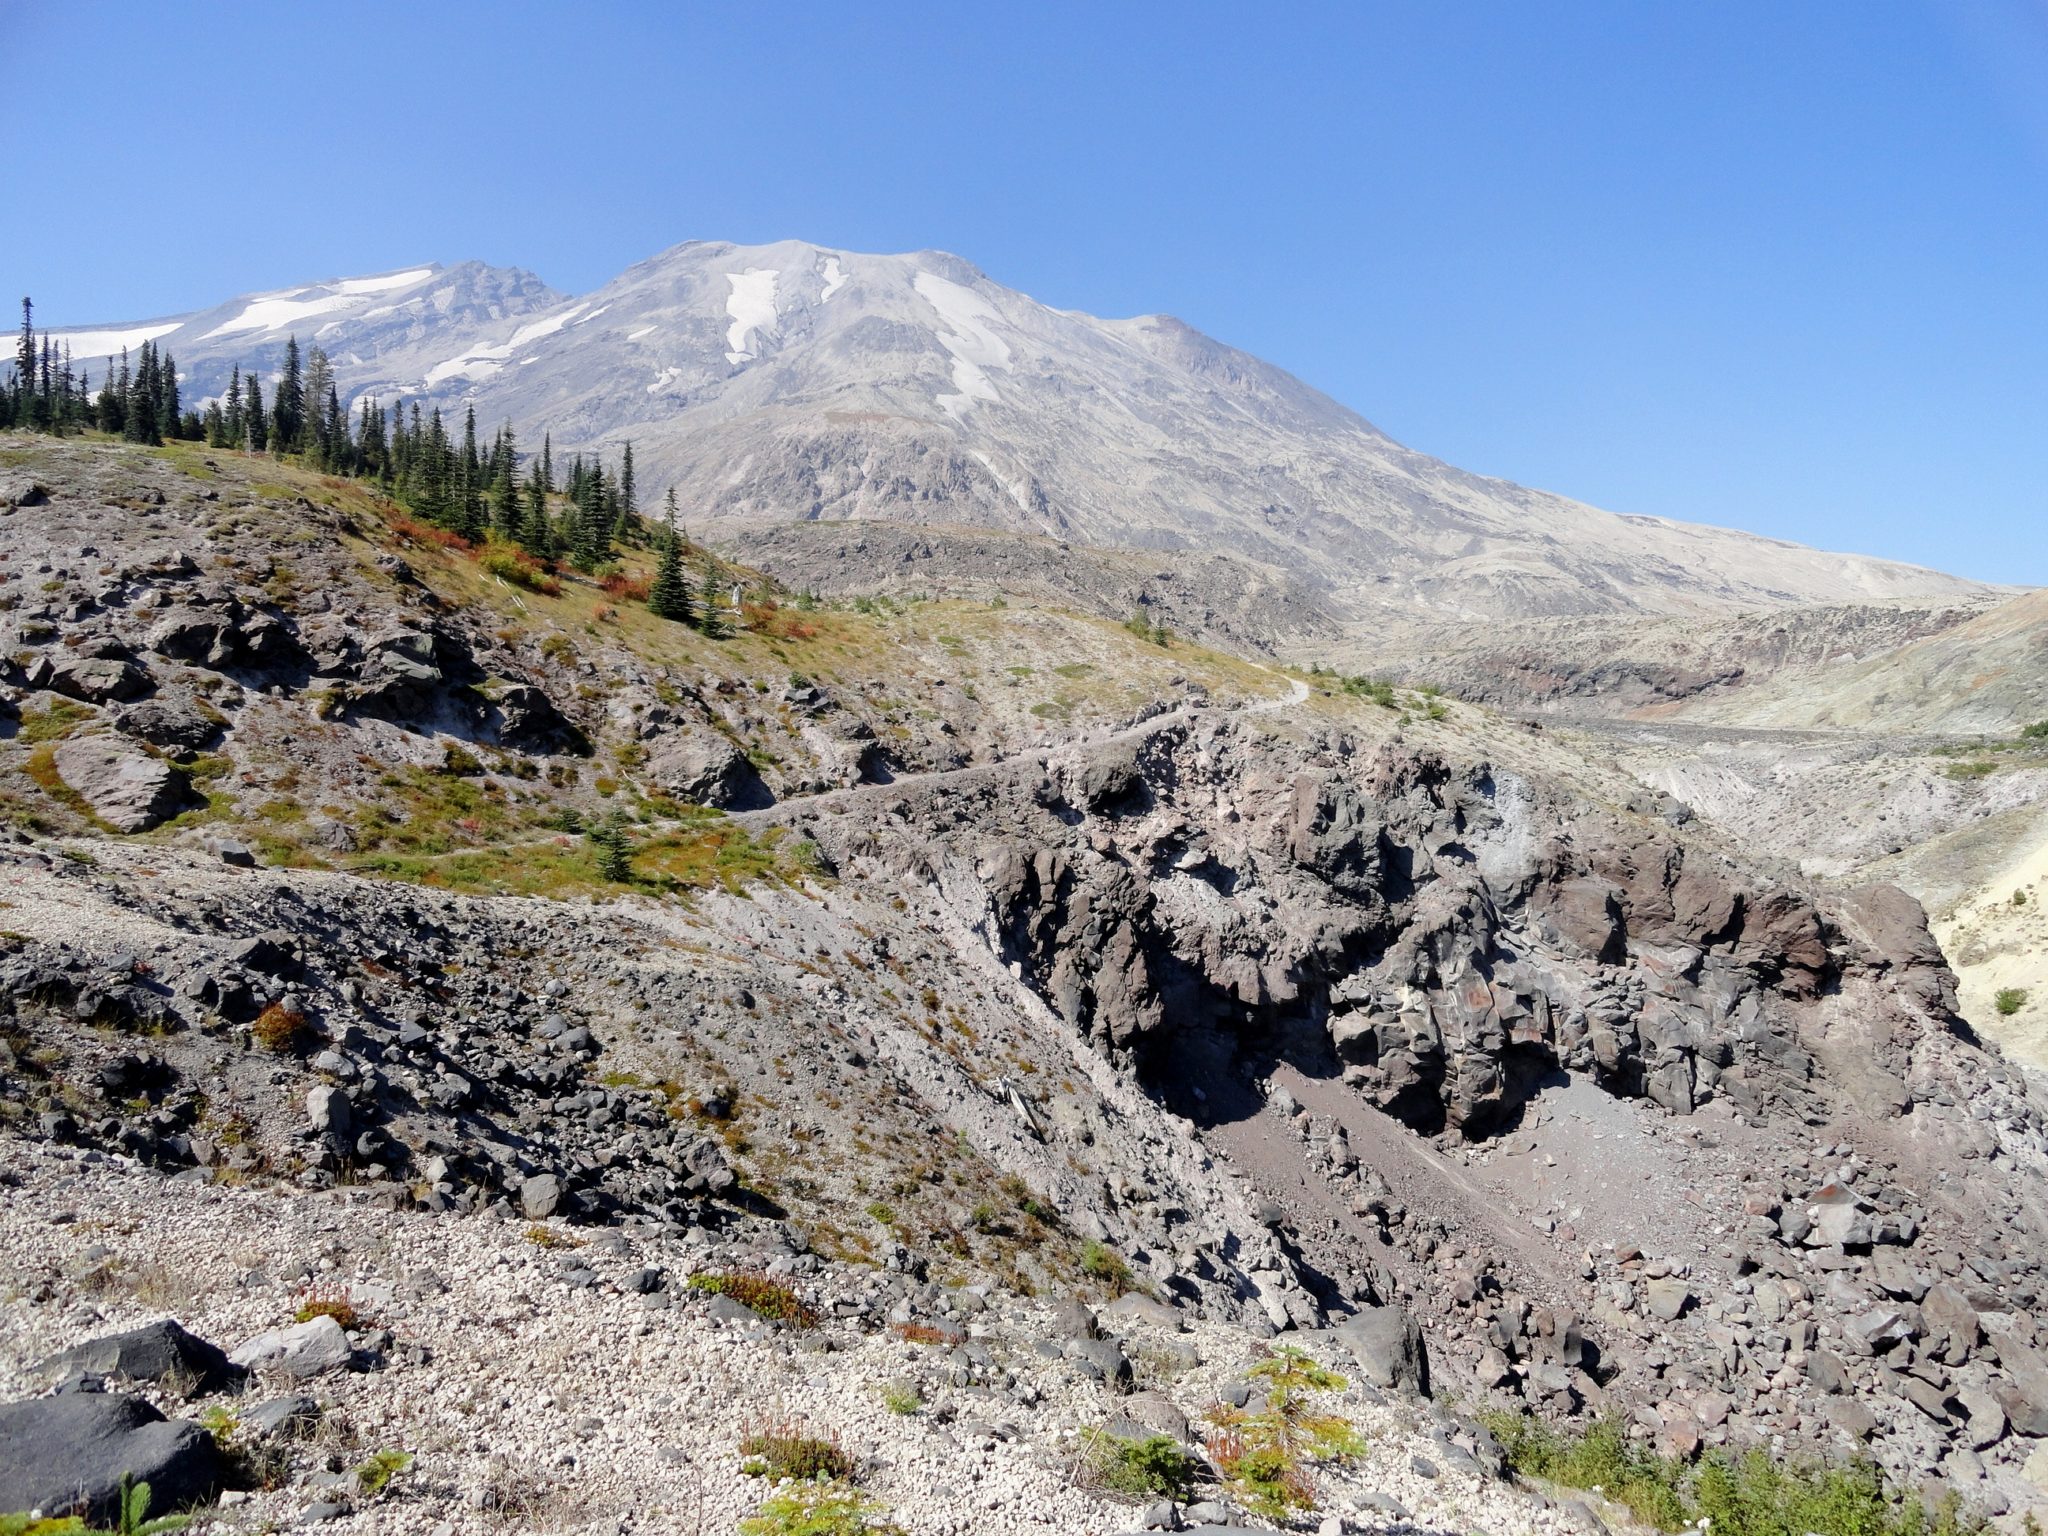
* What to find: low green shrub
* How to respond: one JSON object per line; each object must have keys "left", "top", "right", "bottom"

{"left": 354, "top": 1448, "right": 412, "bottom": 1498}
{"left": 687, "top": 1269, "right": 818, "bottom": 1328}
{"left": 738, "top": 1482, "right": 904, "bottom": 1536}
{"left": 1483, "top": 1413, "right": 1983, "bottom": 1536}
{"left": 1079, "top": 1239, "right": 1133, "bottom": 1294}
{"left": 1996, "top": 988, "right": 2028, "bottom": 1017}
{"left": 1078, "top": 1429, "right": 1200, "bottom": 1500}
{"left": 1204, "top": 1346, "right": 1365, "bottom": 1520}
{"left": 739, "top": 1416, "right": 855, "bottom": 1481}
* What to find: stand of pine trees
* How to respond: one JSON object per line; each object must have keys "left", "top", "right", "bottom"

{"left": 4, "top": 298, "right": 740, "bottom": 637}
{"left": 0, "top": 298, "right": 201, "bottom": 441}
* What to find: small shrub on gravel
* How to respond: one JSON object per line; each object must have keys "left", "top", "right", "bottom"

{"left": 739, "top": 1416, "right": 856, "bottom": 1482}
{"left": 1997, "top": 988, "right": 2028, "bottom": 1017}
{"left": 197, "top": 1405, "right": 293, "bottom": 1493}
{"left": 1077, "top": 1429, "right": 1200, "bottom": 1500}
{"left": 890, "top": 1321, "right": 964, "bottom": 1347}
{"left": 687, "top": 1269, "right": 819, "bottom": 1329}
{"left": 1, "top": 1471, "right": 194, "bottom": 1534}
{"left": 250, "top": 1002, "right": 307, "bottom": 1052}
{"left": 1079, "top": 1239, "right": 1133, "bottom": 1295}
{"left": 354, "top": 1448, "right": 413, "bottom": 1498}
{"left": 1205, "top": 1347, "right": 1365, "bottom": 1519}
{"left": 879, "top": 1379, "right": 921, "bottom": 1416}
{"left": 523, "top": 1223, "right": 582, "bottom": 1249}
{"left": 294, "top": 1282, "right": 362, "bottom": 1329}
{"left": 738, "top": 1482, "right": 904, "bottom": 1536}
{"left": 1481, "top": 1413, "right": 1975, "bottom": 1536}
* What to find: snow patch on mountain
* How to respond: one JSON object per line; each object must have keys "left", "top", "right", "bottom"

{"left": 628, "top": 325, "right": 657, "bottom": 341}
{"left": 818, "top": 257, "right": 847, "bottom": 302}
{"left": 915, "top": 272, "right": 1010, "bottom": 418}
{"left": 724, "top": 270, "right": 779, "bottom": 363}
{"left": 425, "top": 304, "right": 588, "bottom": 387}
{"left": 201, "top": 269, "right": 435, "bottom": 340}
{"left": 335, "top": 269, "right": 434, "bottom": 295}
{"left": 46, "top": 322, "right": 182, "bottom": 360}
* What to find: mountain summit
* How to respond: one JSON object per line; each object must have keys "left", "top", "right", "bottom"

{"left": 47, "top": 239, "right": 1988, "bottom": 623}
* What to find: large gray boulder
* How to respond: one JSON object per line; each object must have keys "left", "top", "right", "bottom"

{"left": 228, "top": 1315, "right": 352, "bottom": 1380}
{"left": 1336, "top": 1303, "right": 1430, "bottom": 1396}
{"left": 0, "top": 1391, "right": 222, "bottom": 1524}
{"left": 520, "top": 1172, "right": 566, "bottom": 1219}
{"left": 111, "top": 696, "right": 222, "bottom": 757}
{"left": 41, "top": 1320, "right": 242, "bottom": 1395}
{"left": 52, "top": 738, "right": 187, "bottom": 831}
{"left": 305, "top": 1085, "right": 352, "bottom": 1136}
{"left": 31, "top": 654, "right": 149, "bottom": 704}
{"left": 642, "top": 725, "right": 763, "bottom": 808}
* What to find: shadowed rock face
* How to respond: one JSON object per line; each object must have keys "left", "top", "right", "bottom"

{"left": 819, "top": 717, "right": 1971, "bottom": 1142}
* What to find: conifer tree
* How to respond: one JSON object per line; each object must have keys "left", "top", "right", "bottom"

{"left": 273, "top": 336, "right": 305, "bottom": 452}
{"left": 159, "top": 351, "right": 181, "bottom": 439}
{"left": 15, "top": 298, "right": 34, "bottom": 396}
{"left": 519, "top": 464, "right": 554, "bottom": 559}
{"left": 125, "top": 343, "right": 161, "bottom": 444}
{"left": 698, "top": 556, "right": 731, "bottom": 639}
{"left": 589, "top": 810, "right": 632, "bottom": 883}
{"left": 648, "top": 491, "right": 694, "bottom": 624}
{"left": 244, "top": 370, "right": 266, "bottom": 451}
{"left": 457, "top": 405, "right": 485, "bottom": 540}
{"left": 492, "top": 424, "right": 521, "bottom": 536}
{"left": 300, "top": 346, "right": 333, "bottom": 464}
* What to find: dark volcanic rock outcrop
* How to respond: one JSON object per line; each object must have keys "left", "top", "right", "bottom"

{"left": 946, "top": 719, "right": 1960, "bottom": 1141}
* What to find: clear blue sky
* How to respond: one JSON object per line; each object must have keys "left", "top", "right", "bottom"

{"left": 7, "top": 1, "right": 2044, "bottom": 584}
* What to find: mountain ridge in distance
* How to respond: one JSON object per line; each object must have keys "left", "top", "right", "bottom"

{"left": 44, "top": 238, "right": 1999, "bottom": 629}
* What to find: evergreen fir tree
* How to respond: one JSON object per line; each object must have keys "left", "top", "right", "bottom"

{"left": 358, "top": 396, "right": 388, "bottom": 481}
{"left": 323, "top": 384, "right": 344, "bottom": 471}
{"left": 158, "top": 351, "right": 181, "bottom": 439}
{"left": 125, "top": 344, "right": 161, "bottom": 444}
{"left": 647, "top": 493, "right": 693, "bottom": 624}
{"left": 698, "top": 556, "right": 732, "bottom": 639}
{"left": 419, "top": 407, "right": 451, "bottom": 523}
{"left": 243, "top": 370, "right": 266, "bottom": 451}
{"left": 94, "top": 354, "right": 120, "bottom": 434}
{"left": 588, "top": 810, "right": 632, "bottom": 883}
{"left": 273, "top": 336, "right": 304, "bottom": 452}
{"left": 519, "top": 464, "right": 554, "bottom": 559}
{"left": 492, "top": 425, "right": 521, "bottom": 536}
{"left": 301, "top": 346, "right": 334, "bottom": 465}
{"left": 457, "top": 405, "right": 485, "bottom": 540}
{"left": 15, "top": 298, "right": 34, "bottom": 398}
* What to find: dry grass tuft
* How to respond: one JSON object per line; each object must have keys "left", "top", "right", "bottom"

{"left": 251, "top": 1002, "right": 308, "bottom": 1052}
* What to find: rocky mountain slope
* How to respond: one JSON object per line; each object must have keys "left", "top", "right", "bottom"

{"left": 3, "top": 433, "right": 2047, "bottom": 1532}
{"left": 45, "top": 241, "right": 1990, "bottom": 630}
{"left": 1369, "top": 592, "right": 2045, "bottom": 735}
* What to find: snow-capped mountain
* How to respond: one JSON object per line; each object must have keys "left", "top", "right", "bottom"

{"left": 48, "top": 263, "right": 563, "bottom": 407}
{"left": 46, "top": 240, "right": 1989, "bottom": 621}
